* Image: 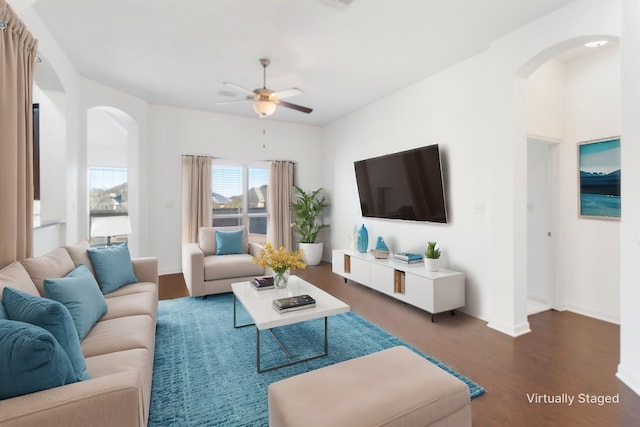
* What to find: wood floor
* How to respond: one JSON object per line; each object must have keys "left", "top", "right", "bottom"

{"left": 158, "top": 263, "right": 640, "bottom": 427}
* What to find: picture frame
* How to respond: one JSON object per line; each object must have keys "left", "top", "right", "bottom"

{"left": 578, "top": 137, "right": 621, "bottom": 220}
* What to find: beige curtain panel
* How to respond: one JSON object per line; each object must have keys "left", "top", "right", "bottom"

{"left": 267, "top": 161, "right": 294, "bottom": 250}
{"left": 181, "top": 155, "right": 213, "bottom": 244}
{"left": 0, "top": 1, "right": 38, "bottom": 267}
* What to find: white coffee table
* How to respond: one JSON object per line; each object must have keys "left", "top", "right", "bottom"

{"left": 232, "top": 276, "right": 350, "bottom": 373}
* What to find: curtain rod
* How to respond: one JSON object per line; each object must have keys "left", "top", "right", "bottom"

{"left": 182, "top": 154, "right": 295, "bottom": 165}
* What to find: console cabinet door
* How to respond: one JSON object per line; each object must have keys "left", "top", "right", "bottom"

{"left": 349, "top": 256, "right": 370, "bottom": 286}
{"left": 404, "top": 273, "right": 434, "bottom": 312}
{"left": 332, "top": 251, "right": 346, "bottom": 275}
{"left": 432, "top": 274, "right": 465, "bottom": 313}
{"left": 370, "top": 263, "right": 394, "bottom": 295}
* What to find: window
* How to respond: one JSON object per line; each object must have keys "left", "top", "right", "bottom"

{"left": 88, "top": 167, "right": 128, "bottom": 244}
{"left": 212, "top": 162, "right": 269, "bottom": 235}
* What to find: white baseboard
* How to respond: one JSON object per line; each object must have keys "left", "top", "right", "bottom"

{"left": 617, "top": 364, "right": 640, "bottom": 397}
{"left": 487, "top": 320, "right": 531, "bottom": 337}
{"left": 563, "top": 303, "right": 619, "bottom": 325}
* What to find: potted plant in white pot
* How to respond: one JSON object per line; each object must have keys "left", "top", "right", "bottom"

{"left": 424, "top": 241, "right": 441, "bottom": 272}
{"left": 291, "top": 185, "right": 329, "bottom": 266}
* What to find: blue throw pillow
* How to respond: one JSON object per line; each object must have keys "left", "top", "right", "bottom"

{"left": 2, "top": 287, "right": 90, "bottom": 382}
{"left": 44, "top": 264, "right": 108, "bottom": 341}
{"left": 0, "top": 320, "right": 77, "bottom": 399}
{"left": 216, "top": 229, "right": 244, "bottom": 255}
{"left": 87, "top": 243, "right": 138, "bottom": 294}
{"left": 0, "top": 303, "right": 6, "bottom": 320}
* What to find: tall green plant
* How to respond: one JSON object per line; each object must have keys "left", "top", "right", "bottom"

{"left": 291, "top": 185, "right": 329, "bottom": 243}
{"left": 425, "top": 241, "right": 441, "bottom": 259}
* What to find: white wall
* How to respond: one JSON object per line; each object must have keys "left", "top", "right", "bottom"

{"left": 324, "top": 0, "right": 621, "bottom": 332}
{"left": 527, "top": 58, "right": 566, "bottom": 139}
{"left": 148, "top": 105, "right": 324, "bottom": 274}
{"left": 324, "top": 50, "right": 493, "bottom": 319}
{"left": 619, "top": 0, "right": 640, "bottom": 397}
{"left": 19, "top": 7, "right": 83, "bottom": 245}
{"left": 33, "top": 86, "right": 67, "bottom": 222}
{"left": 526, "top": 47, "right": 621, "bottom": 323}
{"left": 87, "top": 109, "right": 128, "bottom": 168}
{"left": 558, "top": 47, "right": 621, "bottom": 322}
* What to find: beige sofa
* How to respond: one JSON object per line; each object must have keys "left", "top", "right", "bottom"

{"left": 0, "top": 241, "right": 158, "bottom": 427}
{"left": 182, "top": 225, "right": 265, "bottom": 297}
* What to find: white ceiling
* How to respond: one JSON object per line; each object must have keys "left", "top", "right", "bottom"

{"left": 27, "top": 0, "right": 578, "bottom": 126}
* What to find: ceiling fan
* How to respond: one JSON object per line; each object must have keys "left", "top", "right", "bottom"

{"left": 212, "top": 58, "right": 313, "bottom": 118}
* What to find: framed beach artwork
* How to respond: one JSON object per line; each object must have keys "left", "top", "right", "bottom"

{"left": 578, "top": 137, "right": 621, "bottom": 220}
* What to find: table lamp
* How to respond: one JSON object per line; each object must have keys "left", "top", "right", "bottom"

{"left": 90, "top": 215, "right": 131, "bottom": 246}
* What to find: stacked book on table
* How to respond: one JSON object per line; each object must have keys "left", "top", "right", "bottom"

{"left": 272, "top": 294, "right": 316, "bottom": 313}
{"left": 392, "top": 252, "right": 424, "bottom": 264}
{"left": 250, "top": 276, "right": 274, "bottom": 290}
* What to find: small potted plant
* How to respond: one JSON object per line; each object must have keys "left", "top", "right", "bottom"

{"left": 424, "top": 241, "right": 441, "bottom": 272}
{"left": 291, "top": 185, "right": 329, "bottom": 265}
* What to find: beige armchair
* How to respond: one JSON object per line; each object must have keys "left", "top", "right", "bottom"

{"left": 182, "top": 226, "right": 265, "bottom": 297}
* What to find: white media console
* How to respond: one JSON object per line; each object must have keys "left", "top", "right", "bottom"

{"left": 332, "top": 249, "right": 465, "bottom": 322}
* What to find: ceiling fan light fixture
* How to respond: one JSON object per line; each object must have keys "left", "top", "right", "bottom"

{"left": 584, "top": 40, "right": 608, "bottom": 48}
{"left": 253, "top": 100, "right": 276, "bottom": 118}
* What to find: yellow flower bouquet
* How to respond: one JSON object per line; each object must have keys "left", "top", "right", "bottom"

{"left": 252, "top": 242, "right": 306, "bottom": 288}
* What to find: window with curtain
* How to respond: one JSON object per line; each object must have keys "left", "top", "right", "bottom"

{"left": 212, "top": 161, "right": 269, "bottom": 235}
{"left": 88, "top": 167, "right": 129, "bottom": 244}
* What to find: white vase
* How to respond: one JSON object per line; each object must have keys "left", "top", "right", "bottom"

{"left": 424, "top": 258, "right": 440, "bottom": 272}
{"left": 299, "top": 242, "right": 323, "bottom": 266}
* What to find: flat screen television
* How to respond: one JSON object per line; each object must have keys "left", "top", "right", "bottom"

{"left": 354, "top": 144, "right": 447, "bottom": 223}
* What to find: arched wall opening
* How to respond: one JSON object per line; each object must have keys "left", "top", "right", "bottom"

{"left": 515, "top": 34, "right": 621, "bottom": 328}
{"left": 86, "top": 106, "right": 140, "bottom": 255}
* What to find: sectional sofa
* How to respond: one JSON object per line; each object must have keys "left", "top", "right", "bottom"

{"left": 0, "top": 241, "right": 158, "bottom": 427}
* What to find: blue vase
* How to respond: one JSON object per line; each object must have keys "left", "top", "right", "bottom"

{"left": 357, "top": 225, "right": 368, "bottom": 253}
{"left": 375, "top": 236, "right": 389, "bottom": 251}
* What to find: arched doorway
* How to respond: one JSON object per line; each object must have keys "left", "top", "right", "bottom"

{"left": 87, "top": 106, "right": 140, "bottom": 255}
{"left": 518, "top": 35, "right": 620, "bottom": 324}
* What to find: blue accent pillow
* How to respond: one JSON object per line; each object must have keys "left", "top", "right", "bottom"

{"left": 0, "top": 320, "right": 77, "bottom": 399}
{"left": 216, "top": 229, "right": 244, "bottom": 255}
{"left": 0, "top": 303, "right": 6, "bottom": 320}
{"left": 44, "top": 264, "right": 108, "bottom": 341}
{"left": 2, "top": 287, "right": 90, "bottom": 382}
{"left": 87, "top": 243, "right": 138, "bottom": 294}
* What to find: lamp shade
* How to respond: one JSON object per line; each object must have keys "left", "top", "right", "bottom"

{"left": 90, "top": 215, "right": 131, "bottom": 238}
{"left": 252, "top": 100, "right": 276, "bottom": 118}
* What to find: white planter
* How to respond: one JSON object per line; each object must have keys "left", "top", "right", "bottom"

{"left": 424, "top": 258, "right": 440, "bottom": 272}
{"left": 299, "top": 242, "right": 323, "bottom": 266}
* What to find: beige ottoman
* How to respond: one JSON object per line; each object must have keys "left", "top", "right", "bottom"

{"left": 268, "top": 346, "right": 471, "bottom": 427}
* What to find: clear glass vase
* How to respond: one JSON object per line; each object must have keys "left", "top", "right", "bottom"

{"left": 274, "top": 270, "right": 290, "bottom": 289}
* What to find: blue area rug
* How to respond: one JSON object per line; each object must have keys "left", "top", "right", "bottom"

{"left": 149, "top": 294, "right": 484, "bottom": 426}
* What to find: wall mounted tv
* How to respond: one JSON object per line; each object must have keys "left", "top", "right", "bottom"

{"left": 354, "top": 144, "right": 447, "bottom": 223}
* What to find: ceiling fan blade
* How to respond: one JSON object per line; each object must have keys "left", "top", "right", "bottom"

{"left": 210, "top": 99, "right": 251, "bottom": 105}
{"left": 277, "top": 100, "right": 313, "bottom": 114}
{"left": 223, "top": 82, "right": 256, "bottom": 97}
{"left": 272, "top": 88, "right": 303, "bottom": 99}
